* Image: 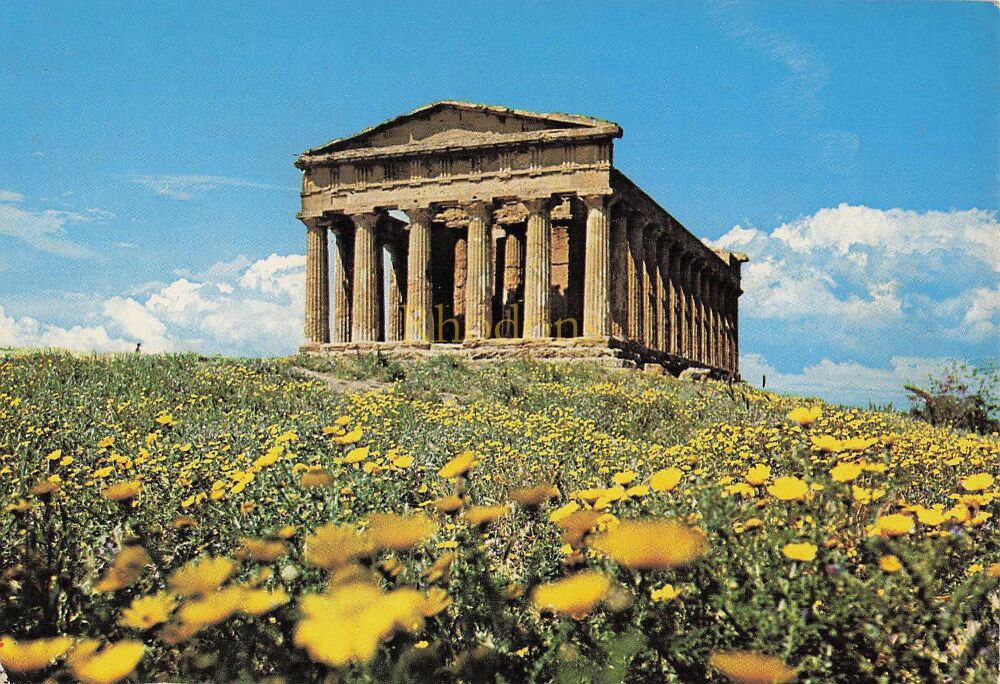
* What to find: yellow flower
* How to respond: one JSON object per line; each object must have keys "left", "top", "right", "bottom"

{"left": 650, "top": 583, "right": 681, "bottom": 603}
{"left": 612, "top": 470, "right": 637, "bottom": 485}
{"left": 767, "top": 476, "right": 809, "bottom": 501}
{"left": 429, "top": 494, "right": 465, "bottom": 514}
{"left": 709, "top": 650, "right": 797, "bottom": 684}
{"left": 332, "top": 426, "right": 363, "bottom": 445}
{"left": 461, "top": 504, "right": 511, "bottom": 527}
{"left": 548, "top": 501, "right": 580, "bottom": 523}
{"left": 961, "top": 472, "right": 994, "bottom": 492}
{"left": 155, "top": 413, "right": 174, "bottom": 426}
{"left": 97, "top": 436, "right": 115, "bottom": 449}
{"left": 590, "top": 518, "right": 707, "bottom": 569}
{"left": 422, "top": 586, "right": 452, "bottom": 617}
{"left": 167, "top": 556, "right": 236, "bottom": 597}
{"left": 787, "top": 406, "right": 821, "bottom": 426}
{"left": 305, "top": 522, "right": 372, "bottom": 568}
{"left": 872, "top": 514, "right": 915, "bottom": 537}
{"left": 986, "top": 563, "right": 1000, "bottom": 578}
{"left": 392, "top": 454, "right": 415, "bottom": 469}
{"left": 625, "top": 484, "right": 650, "bottom": 497}
{"left": 343, "top": 446, "right": 370, "bottom": 464}
{"left": 94, "top": 546, "right": 152, "bottom": 592}
{"left": 725, "top": 483, "right": 755, "bottom": 497}
{"left": 425, "top": 551, "right": 456, "bottom": 583}
{"left": 69, "top": 641, "right": 146, "bottom": 684}
{"left": 531, "top": 571, "right": 612, "bottom": 618}
{"left": 118, "top": 592, "right": 175, "bottom": 630}
{"left": 294, "top": 582, "right": 425, "bottom": 666}
{"left": 810, "top": 434, "right": 843, "bottom": 453}
{"left": 840, "top": 436, "right": 877, "bottom": 452}
{"left": 367, "top": 513, "right": 437, "bottom": 552}
{"left": 0, "top": 635, "right": 73, "bottom": 672}
{"left": 102, "top": 480, "right": 141, "bottom": 502}
{"left": 235, "top": 537, "right": 287, "bottom": 563}
{"left": 745, "top": 464, "right": 770, "bottom": 486}
{"left": 178, "top": 585, "right": 245, "bottom": 626}
{"left": 438, "top": 450, "right": 478, "bottom": 479}
{"left": 510, "top": 483, "right": 559, "bottom": 508}
{"left": 915, "top": 507, "right": 947, "bottom": 526}
{"left": 879, "top": 555, "right": 902, "bottom": 573}
{"left": 555, "top": 510, "right": 601, "bottom": 548}
{"left": 649, "top": 466, "right": 683, "bottom": 492}
{"left": 299, "top": 466, "right": 333, "bottom": 487}
{"left": 829, "top": 462, "right": 863, "bottom": 483}
{"left": 242, "top": 587, "right": 290, "bottom": 616}
{"left": 782, "top": 542, "right": 817, "bottom": 562}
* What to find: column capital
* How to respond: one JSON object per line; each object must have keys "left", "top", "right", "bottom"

{"left": 403, "top": 207, "right": 434, "bottom": 226}
{"left": 580, "top": 193, "right": 611, "bottom": 211}
{"left": 522, "top": 196, "right": 553, "bottom": 214}
{"left": 462, "top": 200, "right": 493, "bottom": 222}
{"left": 349, "top": 211, "right": 383, "bottom": 230}
{"left": 299, "top": 215, "right": 327, "bottom": 230}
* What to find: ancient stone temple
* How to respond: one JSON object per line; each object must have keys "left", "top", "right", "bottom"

{"left": 296, "top": 102, "right": 747, "bottom": 376}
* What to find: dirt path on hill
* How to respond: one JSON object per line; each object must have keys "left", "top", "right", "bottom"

{"left": 289, "top": 365, "right": 460, "bottom": 404}
{"left": 288, "top": 366, "right": 388, "bottom": 394}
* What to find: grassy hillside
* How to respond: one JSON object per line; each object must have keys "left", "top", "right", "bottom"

{"left": 1, "top": 351, "right": 997, "bottom": 682}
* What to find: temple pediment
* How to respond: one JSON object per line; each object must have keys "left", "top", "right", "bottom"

{"left": 299, "top": 101, "right": 622, "bottom": 161}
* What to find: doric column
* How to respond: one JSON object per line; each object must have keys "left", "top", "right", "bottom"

{"left": 656, "top": 236, "right": 669, "bottom": 352}
{"left": 303, "top": 217, "right": 330, "bottom": 345}
{"left": 523, "top": 198, "right": 552, "bottom": 339}
{"left": 667, "top": 241, "right": 681, "bottom": 354}
{"left": 386, "top": 238, "right": 407, "bottom": 342}
{"left": 350, "top": 212, "right": 381, "bottom": 342}
{"left": 582, "top": 194, "right": 611, "bottom": 338}
{"left": 691, "top": 263, "right": 704, "bottom": 364}
{"left": 405, "top": 208, "right": 433, "bottom": 343}
{"left": 685, "top": 259, "right": 697, "bottom": 360}
{"left": 331, "top": 223, "right": 353, "bottom": 343}
{"left": 502, "top": 228, "right": 524, "bottom": 336}
{"left": 626, "top": 216, "right": 644, "bottom": 343}
{"left": 670, "top": 249, "right": 683, "bottom": 356}
{"left": 642, "top": 223, "right": 658, "bottom": 350}
{"left": 610, "top": 211, "right": 628, "bottom": 338}
{"left": 732, "top": 286, "right": 740, "bottom": 375}
{"left": 464, "top": 201, "right": 493, "bottom": 340}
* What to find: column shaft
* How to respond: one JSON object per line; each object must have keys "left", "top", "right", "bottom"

{"left": 303, "top": 218, "right": 330, "bottom": 344}
{"left": 386, "top": 240, "right": 407, "bottom": 342}
{"left": 405, "top": 209, "right": 433, "bottom": 343}
{"left": 331, "top": 225, "right": 353, "bottom": 343}
{"left": 656, "top": 237, "right": 669, "bottom": 352}
{"left": 626, "top": 218, "right": 644, "bottom": 343}
{"left": 523, "top": 198, "right": 552, "bottom": 338}
{"left": 464, "top": 202, "right": 494, "bottom": 340}
{"left": 583, "top": 195, "right": 611, "bottom": 337}
{"left": 610, "top": 212, "right": 628, "bottom": 338}
{"left": 351, "top": 212, "right": 380, "bottom": 342}
{"left": 642, "top": 225, "right": 658, "bottom": 349}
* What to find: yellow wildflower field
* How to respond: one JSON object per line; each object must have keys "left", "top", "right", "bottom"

{"left": 1, "top": 351, "right": 997, "bottom": 682}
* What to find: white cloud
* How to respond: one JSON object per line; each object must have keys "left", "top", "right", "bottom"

{"left": 710, "top": 204, "right": 1000, "bottom": 347}
{"left": 0, "top": 305, "right": 131, "bottom": 352}
{"left": 740, "top": 352, "right": 948, "bottom": 407}
{"left": 102, "top": 297, "right": 171, "bottom": 352}
{"left": 0, "top": 203, "right": 99, "bottom": 258}
{"left": 0, "top": 189, "right": 25, "bottom": 202}
{"left": 132, "top": 174, "right": 296, "bottom": 201}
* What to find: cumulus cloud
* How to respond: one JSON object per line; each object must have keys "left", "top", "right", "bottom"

{"left": 3, "top": 252, "right": 307, "bottom": 356}
{"left": 132, "top": 174, "right": 296, "bottom": 201}
{"left": 740, "top": 352, "right": 948, "bottom": 407}
{"left": 709, "top": 205, "right": 1000, "bottom": 350}
{"left": 0, "top": 305, "right": 132, "bottom": 352}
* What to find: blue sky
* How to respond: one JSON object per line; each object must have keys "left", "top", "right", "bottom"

{"left": 0, "top": 1, "right": 997, "bottom": 406}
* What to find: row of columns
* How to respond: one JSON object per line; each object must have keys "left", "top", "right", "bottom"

{"left": 608, "top": 213, "right": 739, "bottom": 373}
{"left": 303, "top": 197, "right": 739, "bottom": 373}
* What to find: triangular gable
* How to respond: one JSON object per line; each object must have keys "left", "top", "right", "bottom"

{"left": 302, "top": 101, "right": 620, "bottom": 156}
